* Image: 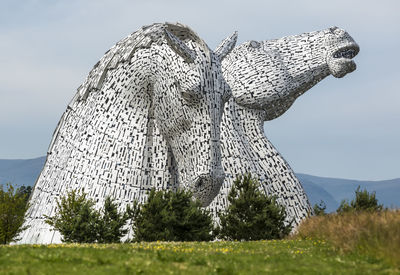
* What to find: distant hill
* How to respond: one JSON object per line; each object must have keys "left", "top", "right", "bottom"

{"left": 297, "top": 178, "right": 339, "bottom": 212}
{"left": 0, "top": 156, "right": 46, "bottom": 187}
{"left": 297, "top": 173, "right": 400, "bottom": 212}
{"left": 0, "top": 156, "right": 398, "bottom": 212}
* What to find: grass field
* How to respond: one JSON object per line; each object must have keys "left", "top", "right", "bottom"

{"left": 0, "top": 240, "right": 397, "bottom": 274}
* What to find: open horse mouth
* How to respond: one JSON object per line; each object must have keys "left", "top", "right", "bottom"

{"left": 328, "top": 43, "right": 359, "bottom": 78}
{"left": 332, "top": 44, "right": 359, "bottom": 59}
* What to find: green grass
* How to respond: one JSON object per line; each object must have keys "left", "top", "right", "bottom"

{"left": 0, "top": 240, "right": 397, "bottom": 274}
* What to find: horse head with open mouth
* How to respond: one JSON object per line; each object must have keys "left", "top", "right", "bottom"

{"left": 223, "top": 26, "right": 359, "bottom": 119}
{"left": 208, "top": 27, "right": 359, "bottom": 226}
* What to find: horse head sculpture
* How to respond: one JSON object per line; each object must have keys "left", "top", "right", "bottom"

{"left": 206, "top": 27, "right": 359, "bottom": 226}
{"left": 145, "top": 23, "right": 234, "bottom": 205}
{"left": 222, "top": 26, "right": 359, "bottom": 120}
{"left": 18, "top": 23, "right": 236, "bottom": 244}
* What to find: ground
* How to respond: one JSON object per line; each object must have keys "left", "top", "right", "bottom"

{"left": 0, "top": 240, "right": 396, "bottom": 274}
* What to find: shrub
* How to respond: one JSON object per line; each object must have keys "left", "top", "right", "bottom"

{"left": 313, "top": 200, "right": 327, "bottom": 216}
{"left": 96, "top": 197, "right": 129, "bottom": 243}
{"left": 130, "top": 188, "right": 215, "bottom": 242}
{"left": 337, "top": 186, "right": 383, "bottom": 213}
{"left": 46, "top": 190, "right": 129, "bottom": 243}
{"left": 218, "top": 174, "right": 292, "bottom": 241}
{"left": 0, "top": 183, "right": 30, "bottom": 244}
{"left": 45, "top": 189, "right": 99, "bottom": 243}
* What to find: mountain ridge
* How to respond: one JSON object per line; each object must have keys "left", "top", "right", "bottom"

{"left": 0, "top": 156, "right": 46, "bottom": 187}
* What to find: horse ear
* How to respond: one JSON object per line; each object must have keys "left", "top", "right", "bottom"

{"left": 164, "top": 29, "right": 196, "bottom": 63}
{"left": 214, "top": 31, "right": 238, "bottom": 60}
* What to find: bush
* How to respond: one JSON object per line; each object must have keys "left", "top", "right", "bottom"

{"left": 0, "top": 183, "right": 30, "bottom": 244}
{"left": 313, "top": 200, "right": 327, "bottom": 216}
{"left": 45, "top": 190, "right": 99, "bottom": 243}
{"left": 130, "top": 188, "right": 215, "bottom": 242}
{"left": 218, "top": 174, "right": 292, "bottom": 241}
{"left": 337, "top": 186, "right": 383, "bottom": 213}
{"left": 96, "top": 197, "right": 129, "bottom": 243}
{"left": 45, "top": 190, "right": 128, "bottom": 243}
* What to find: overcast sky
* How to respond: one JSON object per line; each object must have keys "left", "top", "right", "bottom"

{"left": 1, "top": 0, "right": 399, "bottom": 180}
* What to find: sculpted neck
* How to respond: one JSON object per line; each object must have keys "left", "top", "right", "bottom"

{"left": 235, "top": 104, "right": 266, "bottom": 135}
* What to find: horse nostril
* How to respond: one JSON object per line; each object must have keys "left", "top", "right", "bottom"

{"left": 195, "top": 177, "right": 207, "bottom": 188}
{"left": 196, "top": 178, "right": 203, "bottom": 188}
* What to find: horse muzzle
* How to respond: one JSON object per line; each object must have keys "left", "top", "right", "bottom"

{"left": 190, "top": 169, "right": 225, "bottom": 206}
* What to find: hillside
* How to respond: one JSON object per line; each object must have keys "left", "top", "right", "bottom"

{"left": 297, "top": 173, "right": 400, "bottom": 212}
{"left": 0, "top": 156, "right": 46, "bottom": 187}
{"left": 0, "top": 156, "right": 398, "bottom": 212}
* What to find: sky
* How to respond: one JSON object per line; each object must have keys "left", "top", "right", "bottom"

{"left": 0, "top": 0, "right": 399, "bottom": 180}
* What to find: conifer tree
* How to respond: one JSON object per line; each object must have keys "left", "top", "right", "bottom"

{"left": 313, "top": 200, "right": 327, "bottom": 216}
{"left": 130, "top": 188, "right": 215, "bottom": 242}
{"left": 218, "top": 174, "right": 292, "bottom": 241}
{"left": 337, "top": 186, "right": 383, "bottom": 213}
{"left": 96, "top": 196, "right": 129, "bottom": 243}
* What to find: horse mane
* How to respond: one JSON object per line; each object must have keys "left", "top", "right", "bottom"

{"left": 43, "top": 22, "right": 210, "bottom": 198}
{"left": 47, "top": 22, "right": 211, "bottom": 155}
{"left": 70, "top": 22, "right": 209, "bottom": 105}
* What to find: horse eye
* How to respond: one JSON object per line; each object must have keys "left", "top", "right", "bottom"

{"left": 249, "top": 40, "right": 261, "bottom": 49}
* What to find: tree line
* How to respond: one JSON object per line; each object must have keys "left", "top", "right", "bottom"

{"left": 0, "top": 175, "right": 384, "bottom": 244}
{"left": 313, "top": 185, "right": 384, "bottom": 216}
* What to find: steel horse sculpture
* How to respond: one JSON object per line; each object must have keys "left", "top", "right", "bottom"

{"left": 18, "top": 24, "right": 359, "bottom": 243}
{"left": 210, "top": 27, "right": 359, "bottom": 225}
{"left": 18, "top": 23, "right": 236, "bottom": 244}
